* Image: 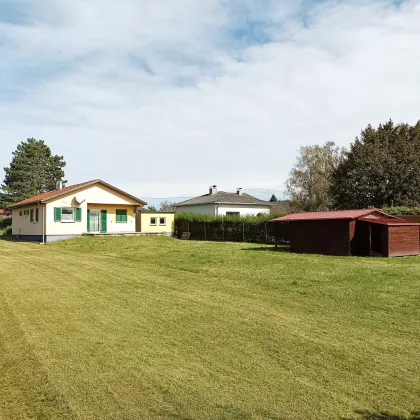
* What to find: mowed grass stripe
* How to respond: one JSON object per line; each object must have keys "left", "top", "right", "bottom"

{"left": 1, "top": 237, "right": 420, "bottom": 419}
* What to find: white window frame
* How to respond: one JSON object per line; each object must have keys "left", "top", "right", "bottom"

{"left": 226, "top": 212, "right": 240, "bottom": 216}
{"left": 61, "top": 207, "right": 75, "bottom": 223}
{"left": 150, "top": 217, "right": 157, "bottom": 226}
{"left": 159, "top": 217, "right": 166, "bottom": 226}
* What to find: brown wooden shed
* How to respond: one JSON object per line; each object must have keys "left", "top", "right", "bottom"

{"left": 271, "top": 209, "right": 420, "bottom": 257}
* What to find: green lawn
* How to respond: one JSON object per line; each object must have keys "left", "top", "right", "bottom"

{"left": 1, "top": 237, "right": 420, "bottom": 420}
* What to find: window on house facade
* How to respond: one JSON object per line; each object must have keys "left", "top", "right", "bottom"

{"left": 116, "top": 209, "right": 128, "bottom": 223}
{"left": 30, "top": 208, "right": 39, "bottom": 223}
{"left": 226, "top": 212, "right": 240, "bottom": 216}
{"left": 24, "top": 210, "right": 29, "bottom": 216}
{"left": 54, "top": 207, "right": 82, "bottom": 222}
{"left": 19, "top": 211, "right": 23, "bottom": 216}
{"left": 159, "top": 217, "right": 166, "bottom": 226}
{"left": 150, "top": 217, "right": 157, "bottom": 226}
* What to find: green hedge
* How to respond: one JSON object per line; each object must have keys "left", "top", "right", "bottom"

{"left": 381, "top": 207, "right": 420, "bottom": 216}
{"left": 175, "top": 212, "right": 287, "bottom": 223}
{"left": 175, "top": 213, "right": 289, "bottom": 244}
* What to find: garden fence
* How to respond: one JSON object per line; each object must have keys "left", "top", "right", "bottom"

{"left": 175, "top": 219, "right": 289, "bottom": 245}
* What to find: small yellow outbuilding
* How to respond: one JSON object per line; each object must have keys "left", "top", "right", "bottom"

{"left": 135, "top": 209, "right": 175, "bottom": 236}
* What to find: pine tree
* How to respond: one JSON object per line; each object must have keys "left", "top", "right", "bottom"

{"left": 330, "top": 120, "right": 420, "bottom": 209}
{"left": 0, "top": 138, "right": 66, "bottom": 208}
{"left": 269, "top": 194, "right": 278, "bottom": 202}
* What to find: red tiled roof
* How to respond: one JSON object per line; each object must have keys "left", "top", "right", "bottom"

{"left": 8, "top": 180, "right": 95, "bottom": 208}
{"left": 359, "top": 217, "right": 420, "bottom": 226}
{"left": 270, "top": 209, "right": 388, "bottom": 222}
{"left": 8, "top": 179, "right": 147, "bottom": 208}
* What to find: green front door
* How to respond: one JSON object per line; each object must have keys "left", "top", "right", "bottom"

{"left": 101, "top": 210, "right": 107, "bottom": 233}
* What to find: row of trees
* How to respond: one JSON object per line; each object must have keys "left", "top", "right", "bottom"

{"left": 286, "top": 120, "right": 420, "bottom": 211}
{"left": 3, "top": 119, "right": 420, "bottom": 212}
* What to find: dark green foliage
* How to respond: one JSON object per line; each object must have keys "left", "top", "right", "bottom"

{"left": 381, "top": 207, "right": 420, "bottom": 215}
{"left": 270, "top": 194, "right": 278, "bottom": 202}
{"left": 1, "top": 138, "right": 66, "bottom": 208}
{"left": 330, "top": 120, "right": 420, "bottom": 209}
{"left": 146, "top": 205, "right": 157, "bottom": 211}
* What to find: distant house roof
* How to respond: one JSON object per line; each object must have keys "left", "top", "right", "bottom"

{"left": 270, "top": 209, "right": 401, "bottom": 222}
{"left": 8, "top": 179, "right": 147, "bottom": 209}
{"left": 175, "top": 191, "right": 270, "bottom": 207}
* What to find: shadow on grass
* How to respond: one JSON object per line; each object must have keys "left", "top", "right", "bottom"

{"left": 241, "top": 245, "right": 290, "bottom": 253}
{"left": 341, "top": 410, "right": 420, "bottom": 420}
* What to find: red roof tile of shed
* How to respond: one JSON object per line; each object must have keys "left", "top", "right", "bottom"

{"left": 358, "top": 217, "right": 420, "bottom": 226}
{"left": 270, "top": 209, "right": 395, "bottom": 222}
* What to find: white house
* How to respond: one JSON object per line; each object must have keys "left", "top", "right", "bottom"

{"left": 8, "top": 179, "right": 147, "bottom": 243}
{"left": 174, "top": 186, "right": 271, "bottom": 216}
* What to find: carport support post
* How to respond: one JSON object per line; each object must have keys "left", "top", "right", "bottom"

{"left": 274, "top": 222, "right": 278, "bottom": 249}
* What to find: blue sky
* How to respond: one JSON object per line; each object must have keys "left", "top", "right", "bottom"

{"left": 1, "top": 0, "right": 420, "bottom": 206}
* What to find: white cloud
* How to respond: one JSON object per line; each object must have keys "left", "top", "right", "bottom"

{"left": 1, "top": 0, "right": 420, "bottom": 201}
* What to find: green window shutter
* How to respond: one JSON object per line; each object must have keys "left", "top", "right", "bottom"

{"left": 87, "top": 210, "right": 90, "bottom": 232}
{"left": 101, "top": 210, "right": 107, "bottom": 233}
{"left": 35, "top": 208, "right": 39, "bottom": 223}
{"left": 116, "top": 209, "right": 127, "bottom": 222}
{"left": 30, "top": 209, "right": 34, "bottom": 222}
{"left": 54, "top": 207, "right": 61, "bottom": 222}
{"left": 75, "top": 208, "right": 82, "bottom": 222}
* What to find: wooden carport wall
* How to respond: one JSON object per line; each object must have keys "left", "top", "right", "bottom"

{"left": 272, "top": 209, "right": 420, "bottom": 257}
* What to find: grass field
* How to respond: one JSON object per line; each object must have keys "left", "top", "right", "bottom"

{"left": 1, "top": 236, "right": 420, "bottom": 420}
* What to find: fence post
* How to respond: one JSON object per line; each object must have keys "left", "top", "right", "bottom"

{"left": 265, "top": 222, "right": 268, "bottom": 244}
{"left": 204, "top": 221, "right": 206, "bottom": 241}
{"left": 243, "top": 222, "right": 245, "bottom": 242}
{"left": 222, "top": 219, "right": 224, "bottom": 241}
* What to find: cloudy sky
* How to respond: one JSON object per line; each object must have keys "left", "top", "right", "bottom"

{"left": 1, "top": 0, "right": 420, "bottom": 206}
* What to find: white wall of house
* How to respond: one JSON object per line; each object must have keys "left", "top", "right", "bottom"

{"left": 175, "top": 203, "right": 270, "bottom": 217}
{"left": 46, "top": 184, "right": 140, "bottom": 235}
{"left": 175, "top": 204, "right": 217, "bottom": 216}
{"left": 12, "top": 206, "right": 44, "bottom": 237}
{"left": 217, "top": 204, "right": 271, "bottom": 216}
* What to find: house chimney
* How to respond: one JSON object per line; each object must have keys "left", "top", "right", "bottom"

{"left": 209, "top": 185, "right": 217, "bottom": 195}
{"left": 237, "top": 188, "right": 243, "bottom": 196}
{"left": 56, "top": 180, "right": 63, "bottom": 190}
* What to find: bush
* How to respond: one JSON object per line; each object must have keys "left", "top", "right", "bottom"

{"left": 2, "top": 226, "right": 12, "bottom": 236}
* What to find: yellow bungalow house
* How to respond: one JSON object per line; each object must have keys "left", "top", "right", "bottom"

{"left": 8, "top": 179, "right": 147, "bottom": 243}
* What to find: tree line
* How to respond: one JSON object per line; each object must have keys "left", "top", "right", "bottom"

{"left": 3, "top": 119, "right": 420, "bottom": 212}
{"left": 285, "top": 119, "right": 420, "bottom": 212}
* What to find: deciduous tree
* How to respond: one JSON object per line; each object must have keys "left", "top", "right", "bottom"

{"left": 286, "top": 142, "right": 343, "bottom": 212}
{"left": 160, "top": 200, "right": 176, "bottom": 212}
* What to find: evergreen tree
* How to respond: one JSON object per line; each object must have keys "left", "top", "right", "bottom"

{"left": 330, "top": 120, "right": 420, "bottom": 209}
{"left": 269, "top": 194, "right": 278, "bottom": 202}
{"left": 1, "top": 138, "right": 66, "bottom": 208}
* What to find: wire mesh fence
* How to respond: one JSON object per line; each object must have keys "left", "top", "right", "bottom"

{"left": 175, "top": 219, "right": 289, "bottom": 244}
